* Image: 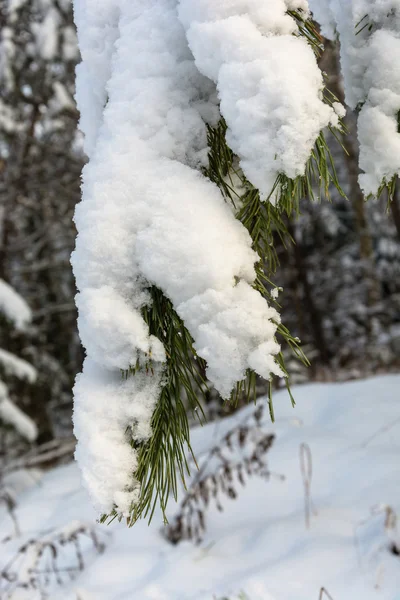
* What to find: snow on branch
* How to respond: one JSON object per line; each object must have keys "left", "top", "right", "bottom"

{"left": 0, "top": 280, "right": 37, "bottom": 443}
{"left": 310, "top": 0, "right": 400, "bottom": 196}
{"left": 177, "top": 0, "right": 340, "bottom": 199}
{"left": 0, "top": 280, "right": 31, "bottom": 331}
{"left": 0, "top": 382, "right": 37, "bottom": 442}
{"left": 71, "top": 0, "right": 336, "bottom": 520}
{"left": 0, "top": 349, "right": 37, "bottom": 384}
{"left": 72, "top": 0, "right": 287, "bottom": 519}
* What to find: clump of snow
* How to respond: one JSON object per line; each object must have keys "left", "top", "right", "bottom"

{"left": 311, "top": 0, "right": 400, "bottom": 195}
{"left": 73, "top": 1, "right": 121, "bottom": 159}
{"left": 72, "top": 0, "right": 286, "bottom": 515}
{"left": 178, "top": 282, "right": 283, "bottom": 398}
{"left": 178, "top": 0, "right": 340, "bottom": 199}
{"left": 76, "top": 287, "right": 165, "bottom": 372}
{"left": 270, "top": 287, "right": 281, "bottom": 299}
{"left": 73, "top": 359, "right": 166, "bottom": 515}
{"left": 0, "top": 279, "right": 32, "bottom": 331}
{"left": 358, "top": 25, "right": 400, "bottom": 194}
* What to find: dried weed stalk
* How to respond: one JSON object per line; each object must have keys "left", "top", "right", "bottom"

{"left": 164, "top": 404, "right": 276, "bottom": 545}
{"left": 1, "top": 521, "right": 107, "bottom": 599}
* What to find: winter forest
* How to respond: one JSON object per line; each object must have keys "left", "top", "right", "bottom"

{"left": 1, "top": 0, "right": 400, "bottom": 598}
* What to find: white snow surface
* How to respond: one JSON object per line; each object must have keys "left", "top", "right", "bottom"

{"left": 310, "top": 0, "right": 400, "bottom": 195}
{"left": 72, "top": 0, "right": 290, "bottom": 516}
{"left": 2, "top": 375, "right": 400, "bottom": 599}
{"left": 0, "top": 279, "right": 32, "bottom": 331}
{"left": 178, "top": 0, "right": 339, "bottom": 199}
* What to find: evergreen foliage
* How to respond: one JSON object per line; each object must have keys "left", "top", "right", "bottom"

{"left": 99, "top": 7, "right": 348, "bottom": 526}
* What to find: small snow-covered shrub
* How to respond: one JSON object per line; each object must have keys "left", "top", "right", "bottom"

{"left": 164, "top": 404, "right": 276, "bottom": 544}
{"left": 0, "top": 521, "right": 106, "bottom": 600}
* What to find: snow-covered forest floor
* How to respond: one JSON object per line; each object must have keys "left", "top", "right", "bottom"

{"left": 1, "top": 374, "right": 400, "bottom": 600}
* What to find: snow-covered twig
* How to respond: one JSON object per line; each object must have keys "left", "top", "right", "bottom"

{"left": 0, "top": 521, "right": 107, "bottom": 599}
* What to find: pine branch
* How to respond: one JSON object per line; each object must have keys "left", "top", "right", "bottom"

{"left": 101, "top": 288, "right": 208, "bottom": 526}
{"left": 204, "top": 106, "right": 345, "bottom": 418}
{"left": 101, "top": 8, "right": 345, "bottom": 527}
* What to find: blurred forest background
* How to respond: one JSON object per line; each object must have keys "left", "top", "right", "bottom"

{"left": 1, "top": 0, "right": 400, "bottom": 454}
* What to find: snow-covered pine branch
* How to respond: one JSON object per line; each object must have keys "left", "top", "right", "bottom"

{"left": 310, "top": 0, "right": 400, "bottom": 196}
{"left": 0, "top": 280, "right": 37, "bottom": 443}
{"left": 0, "top": 383, "right": 37, "bottom": 443}
{"left": 71, "top": 0, "right": 343, "bottom": 522}
{"left": 177, "top": 0, "right": 341, "bottom": 199}
{"left": 0, "top": 349, "right": 37, "bottom": 384}
{"left": 0, "top": 280, "right": 31, "bottom": 332}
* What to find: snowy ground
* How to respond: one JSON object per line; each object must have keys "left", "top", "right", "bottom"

{"left": 1, "top": 374, "right": 400, "bottom": 600}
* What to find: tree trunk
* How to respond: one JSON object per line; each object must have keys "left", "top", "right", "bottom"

{"left": 288, "top": 224, "right": 331, "bottom": 365}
